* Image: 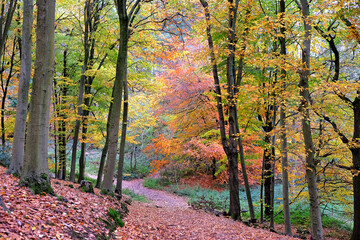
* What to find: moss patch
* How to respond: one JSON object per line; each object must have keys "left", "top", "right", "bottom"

{"left": 20, "top": 174, "right": 55, "bottom": 196}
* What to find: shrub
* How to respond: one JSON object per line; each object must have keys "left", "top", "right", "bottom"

{"left": 122, "top": 188, "right": 148, "bottom": 202}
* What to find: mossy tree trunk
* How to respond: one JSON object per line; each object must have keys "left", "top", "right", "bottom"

{"left": 20, "top": 0, "right": 56, "bottom": 195}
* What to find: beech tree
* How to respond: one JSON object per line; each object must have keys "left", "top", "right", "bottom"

{"left": 279, "top": 0, "right": 291, "bottom": 235}
{"left": 101, "top": 0, "right": 134, "bottom": 193}
{"left": 8, "top": 0, "right": 32, "bottom": 176}
{"left": 296, "top": 0, "right": 323, "bottom": 239}
{"left": 199, "top": 0, "right": 243, "bottom": 220}
{"left": 20, "top": 0, "right": 56, "bottom": 194}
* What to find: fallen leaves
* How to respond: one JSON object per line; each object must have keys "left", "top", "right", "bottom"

{"left": 0, "top": 166, "right": 120, "bottom": 239}
{"left": 0, "top": 165, "right": 299, "bottom": 239}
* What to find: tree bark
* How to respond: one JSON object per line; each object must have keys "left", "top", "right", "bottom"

{"left": 101, "top": 0, "right": 129, "bottom": 193}
{"left": 58, "top": 49, "right": 68, "bottom": 180}
{"left": 69, "top": 0, "right": 91, "bottom": 182}
{"left": 299, "top": 1, "right": 323, "bottom": 239}
{"left": 1, "top": 37, "right": 16, "bottom": 145}
{"left": 351, "top": 99, "right": 360, "bottom": 240}
{"left": 8, "top": 0, "right": 32, "bottom": 176}
{"left": 199, "top": 0, "right": 241, "bottom": 220}
{"left": 279, "top": 0, "right": 291, "bottom": 235}
{"left": 95, "top": 95, "right": 112, "bottom": 188}
{"left": 21, "top": 0, "right": 56, "bottom": 195}
{"left": 115, "top": 77, "right": 129, "bottom": 194}
{"left": 0, "top": 0, "right": 17, "bottom": 60}
{"left": 233, "top": 6, "right": 255, "bottom": 220}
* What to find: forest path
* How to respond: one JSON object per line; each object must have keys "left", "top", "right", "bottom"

{"left": 122, "top": 178, "right": 189, "bottom": 208}
{"left": 87, "top": 174, "right": 296, "bottom": 239}
{"left": 86, "top": 174, "right": 188, "bottom": 208}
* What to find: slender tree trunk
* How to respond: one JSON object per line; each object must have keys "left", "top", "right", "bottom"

{"left": 115, "top": 77, "right": 129, "bottom": 194}
{"left": 95, "top": 99, "right": 112, "bottom": 188}
{"left": 8, "top": 0, "right": 32, "bottom": 176}
{"left": 351, "top": 100, "right": 360, "bottom": 240}
{"left": 53, "top": 105, "right": 58, "bottom": 178}
{"left": 70, "top": 65, "right": 85, "bottom": 182}
{"left": 21, "top": 0, "right": 56, "bottom": 195}
{"left": 101, "top": 0, "right": 128, "bottom": 193}
{"left": 299, "top": 1, "right": 323, "bottom": 239}
{"left": 58, "top": 50, "right": 68, "bottom": 180}
{"left": 279, "top": 0, "right": 291, "bottom": 235}
{"left": 1, "top": 38, "right": 16, "bottom": 146}
{"left": 233, "top": 7, "right": 255, "bottom": 219}
{"left": 70, "top": 0, "right": 92, "bottom": 182}
{"left": 0, "top": 0, "right": 17, "bottom": 60}
{"left": 78, "top": 119, "right": 87, "bottom": 182}
{"left": 225, "top": 0, "right": 241, "bottom": 221}
{"left": 199, "top": 0, "right": 241, "bottom": 220}
{"left": 236, "top": 115, "right": 255, "bottom": 221}
{"left": 263, "top": 123, "right": 274, "bottom": 220}
{"left": 260, "top": 151, "right": 265, "bottom": 223}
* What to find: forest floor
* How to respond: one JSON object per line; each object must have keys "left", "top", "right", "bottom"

{"left": 0, "top": 166, "right": 343, "bottom": 239}
{"left": 116, "top": 177, "right": 296, "bottom": 240}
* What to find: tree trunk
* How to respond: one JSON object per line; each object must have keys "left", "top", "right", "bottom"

{"left": 299, "top": 1, "right": 323, "bottom": 239}
{"left": 236, "top": 114, "right": 255, "bottom": 221}
{"left": 8, "top": 0, "right": 32, "bottom": 176}
{"left": 0, "top": 0, "right": 17, "bottom": 61}
{"left": 21, "top": 0, "right": 56, "bottom": 195}
{"left": 351, "top": 100, "right": 360, "bottom": 240}
{"left": 260, "top": 151, "right": 265, "bottom": 223}
{"left": 115, "top": 77, "right": 129, "bottom": 195}
{"left": 69, "top": 65, "right": 85, "bottom": 182}
{"left": 351, "top": 149, "right": 360, "bottom": 240}
{"left": 78, "top": 121, "right": 87, "bottom": 182}
{"left": 263, "top": 119, "right": 275, "bottom": 221}
{"left": 1, "top": 38, "right": 16, "bottom": 146}
{"left": 225, "top": 0, "right": 241, "bottom": 221}
{"left": 101, "top": 0, "right": 128, "bottom": 193}
{"left": 69, "top": 0, "right": 92, "bottom": 182}
{"left": 233, "top": 6, "right": 255, "bottom": 219}
{"left": 199, "top": 0, "right": 241, "bottom": 220}
{"left": 95, "top": 97, "right": 112, "bottom": 188}
{"left": 279, "top": 0, "right": 291, "bottom": 235}
{"left": 56, "top": 49, "right": 68, "bottom": 180}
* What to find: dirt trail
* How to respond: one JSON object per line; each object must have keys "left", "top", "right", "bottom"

{"left": 86, "top": 174, "right": 188, "bottom": 208}
{"left": 122, "top": 178, "right": 189, "bottom": 208}
{"left": 87, "top": 174, "right": 296, "bottom": 239}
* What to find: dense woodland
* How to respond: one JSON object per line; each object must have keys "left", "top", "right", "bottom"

{"left": 0, "top": 0, "right": 359, "bottom": 239}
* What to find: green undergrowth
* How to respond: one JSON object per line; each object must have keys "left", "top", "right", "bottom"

{"left": 168, "top": 184, "right": 229, "bottom": 212}
{"left": 122, "top": 188, "right": 148, "bottom": 202}
{"left": 272, "top": 203, "right": 352, "bottom": 232}
{"left": 142, "top": 177, "right": 171, "bottom": 190}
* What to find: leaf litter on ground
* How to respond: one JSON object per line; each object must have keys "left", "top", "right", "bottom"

{"left": 0, "top": 166, "right": 297, "bottom": 239}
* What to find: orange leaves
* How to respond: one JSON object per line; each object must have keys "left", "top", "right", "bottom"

{"left": 150, "top": 159, "right": 170, "bottom": 173}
